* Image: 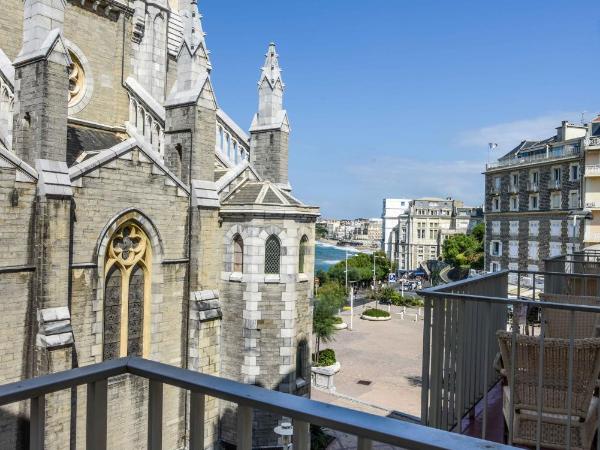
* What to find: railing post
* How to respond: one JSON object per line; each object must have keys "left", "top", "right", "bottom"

{"left": 189, "top": 392, "right": 205, "bottom": 450}
{"left": 292, "top": 419, "right": 310, "bottom": 450}
{"left": 357, "top": 437, "right": 372, "bottom": 450}
{"left": 30, "top": 395, "right": 45, "bottom": 450}
{"left": 86, "top": 379, "right": 108, "bottom": 450}
{"left": 148, "top": 380, "right": 163, "bottom": 450}
{"left": 237, "top": 405, "right": 253, "bottom": 450}
{"left": 420, "top": 296, "right": 432, "bottom": 426}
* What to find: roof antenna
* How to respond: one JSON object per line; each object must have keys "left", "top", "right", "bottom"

{"left": 581, "top": 111, "right": 587, "bottom": 125}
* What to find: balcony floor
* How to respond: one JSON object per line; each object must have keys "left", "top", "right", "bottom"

{"left": 462, "top": 381, "right": 553, "bottom": 449}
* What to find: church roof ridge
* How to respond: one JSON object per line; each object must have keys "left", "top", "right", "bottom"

{"left": 0, "top": 144, "right": 38, "bottom": 181}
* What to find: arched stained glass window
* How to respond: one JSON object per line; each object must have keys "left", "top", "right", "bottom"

{"left": 265, "top": 235, "right": 281, "bottom": 274}
{"left": 299, "top": 235, "right": 308, "bottom": 273}
{"left": 233, "top": 234, "right": 244, "bottom": 273}
{"left": 103, "top": 223, "right": 151, "bottom": 360}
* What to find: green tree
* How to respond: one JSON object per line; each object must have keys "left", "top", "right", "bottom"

{"left": 312, "top": 296, "right": 338, "bottom": 360}
{"left": 442, "top": 223, "right": 484, "bottom": 270}
{"left": 326, "top": 251, "right": 391, "bottom": 286}
{"left": 317, "top": 281, "right": 346, "bottom": 309}
{"left": 315, "top": 223, "right": 328, "bottom": 239}
{"left": 312, "top": 281, "right": 347, "bottom": 359}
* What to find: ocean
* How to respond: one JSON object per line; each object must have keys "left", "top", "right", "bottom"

{"left": 314, "top": 241, "right": 371, "bottom": 272}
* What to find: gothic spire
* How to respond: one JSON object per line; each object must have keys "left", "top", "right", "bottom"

{"left": 181, "top": 0, "right": 211, "bottom": 73}
{"left": 259, "top": 42, "right": 284, "bottom": 90}
{"left": 253, "top": 42, "right": 286, "bottom": 129}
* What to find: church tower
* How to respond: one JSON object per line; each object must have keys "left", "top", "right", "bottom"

{"left": 250, "top": 43, "right": 290, "bottom": 189}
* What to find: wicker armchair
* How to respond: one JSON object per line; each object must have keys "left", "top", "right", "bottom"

{"left": 540, "top": 293, "right": 600, "bottom": 339}
{"left": 497, "top": 331, "right": 600, "bottom": 450}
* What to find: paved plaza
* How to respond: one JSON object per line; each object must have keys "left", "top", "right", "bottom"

{"left": 312, "top": 300, "right": 424, "bottom": 413}
{"left": 310, "top": 300, "right": 425, "bottom": 449}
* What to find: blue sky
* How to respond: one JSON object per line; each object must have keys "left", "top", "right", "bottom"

{"left": 201, "top": 1, "right": 600, "bottom": 218}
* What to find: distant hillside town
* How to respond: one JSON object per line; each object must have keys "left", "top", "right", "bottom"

{"left": 317, "top": 197, "right": 484, "bottom": 272}
{"left": 316, "top": 217, "right": 383, "bottom": 251}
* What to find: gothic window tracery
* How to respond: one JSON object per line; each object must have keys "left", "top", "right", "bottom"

{"left": 68, "top": 50, "right": 86, "bottom": 107}
{"left": 103, "top": 223, "right": 151, "bottom": 360}
{"left": 265, "top": 235, "right": 281, "bottom": 274}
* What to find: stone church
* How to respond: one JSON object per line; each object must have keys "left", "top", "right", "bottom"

{"left": 0, "top": 0, "right": 318, "bottom": 447}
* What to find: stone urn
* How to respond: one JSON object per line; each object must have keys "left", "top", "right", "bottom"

{"left": 311, "top": 361, "right": 341, "bottom": 393}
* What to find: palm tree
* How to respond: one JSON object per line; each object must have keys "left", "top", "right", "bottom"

{"left": 312, "top": 297, "right": 338, "bottom": 362}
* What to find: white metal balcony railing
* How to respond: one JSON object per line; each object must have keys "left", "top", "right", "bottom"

{"left": 509, "top": 184, "right": 519, "bottom": 194}
{"left": 585, "top": 165, "right": 600, "bottom": 177}
{"left": 585, "top": 232, "right": 600, "bottom": 243}
{"left": 486, "top": 144, "right": 581, "bottom": 170}
{"left": 0, "top": 357, "right": 513, "bottom": 450}
{"left": 419, "top": 251, "right": 600, "bottom": 450}
{"left": 588, "top": 136, "right": 600, "bottom": 148}
{"left": 548, "top": 179, "right": 561, "bottom": 189}
{"left": 527, "top": 180, "right": 539, "bottom": 192}
{"left": 585, "top": 201, "right": 600, "bottom": 209}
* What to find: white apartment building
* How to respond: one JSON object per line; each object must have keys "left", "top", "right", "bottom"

{"left": 381, "top": 198, "right": 411, "bottom": 259}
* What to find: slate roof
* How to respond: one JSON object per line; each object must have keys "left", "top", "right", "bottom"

{"left": 67, "top": 124, "right": 126, "bottom": 166}
{"left": 224, "top": 182, "right": 264, "bottom": 205}
{"left": 498, "top": 136, "right": 557, "bottom": 161}
{"left": 221, "top": 180, "right": 306, "bottom": 207}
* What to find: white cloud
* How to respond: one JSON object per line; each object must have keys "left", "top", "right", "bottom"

{"left": 344, "top": 157, "right": 485, "bottom": 208}
{"left": 456, "top": 111, "right": 584, "bottom": 156}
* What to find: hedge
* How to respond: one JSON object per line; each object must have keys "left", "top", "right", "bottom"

{"left": 362, "top": 308, "right": 391, "bottom": 318}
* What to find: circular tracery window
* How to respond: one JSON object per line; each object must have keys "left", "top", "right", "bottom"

{"left": 68, "top": 50, "right": 86, "bottom": 107}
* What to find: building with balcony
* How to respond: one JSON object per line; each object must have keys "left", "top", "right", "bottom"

{"left": 484, "top": 120, "right": 586, "bottom": 272}
{"left": 583, "top": 115, "right": 600, "bottom": 246}
{"left": 0, "top": 1, "right": 318, "bottom": 448}
{"left": 381, "top": 198, "right": 482, "bottom": 272}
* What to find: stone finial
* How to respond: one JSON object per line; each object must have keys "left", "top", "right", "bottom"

{"left": 180, "top": 0, "right": 211, "bottom": 72}
{"left": 251, "top": 42, "right": 287, "bottom": 130}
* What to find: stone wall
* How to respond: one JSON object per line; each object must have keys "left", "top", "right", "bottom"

{"left": 67, "top": 149, "right": 189, "bottom": 448}
{"left": 0, "top": 0, "right": 24, "bottom": 60}
{"left": 219, "top": 215, "right": 315, "bottom": 447}
{"left": 63, "top": 4, "right": 131, "bottom": 127}
{"left": 0, "top": 165, "right": 36, "bottom": 448}
{"left": 250, "top": 130, "right": 289, "bottom": 186}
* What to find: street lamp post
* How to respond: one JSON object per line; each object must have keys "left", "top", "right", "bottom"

{"left": 373, "top": 253, "right": 385, "bottom": 309}
{"left": 274, "top": 422, "right": 293, "bottom": 450}
{"left": 349, "top": 282, "right": 355, "bottom": 331}
{"left": 345, "top": 249, "right": 348, "bottom": 291}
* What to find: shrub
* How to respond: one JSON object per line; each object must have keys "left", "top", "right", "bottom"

{"left": 311, "top": 425, "right": 334, "bottom": 450}
{"left": 391, "top": 295, "right": 424, "bottom": 307}
{"left": 333, "top": 316, "right": 344, "bottom": 324}
{"left": 315, "top": 349, "right": 336, "bottom": 367}
{"left": 377, "top": 287, "right": 423, "bottom": 307}
{"left": 362, "top": 308, "right": 391, "bottom": 318}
